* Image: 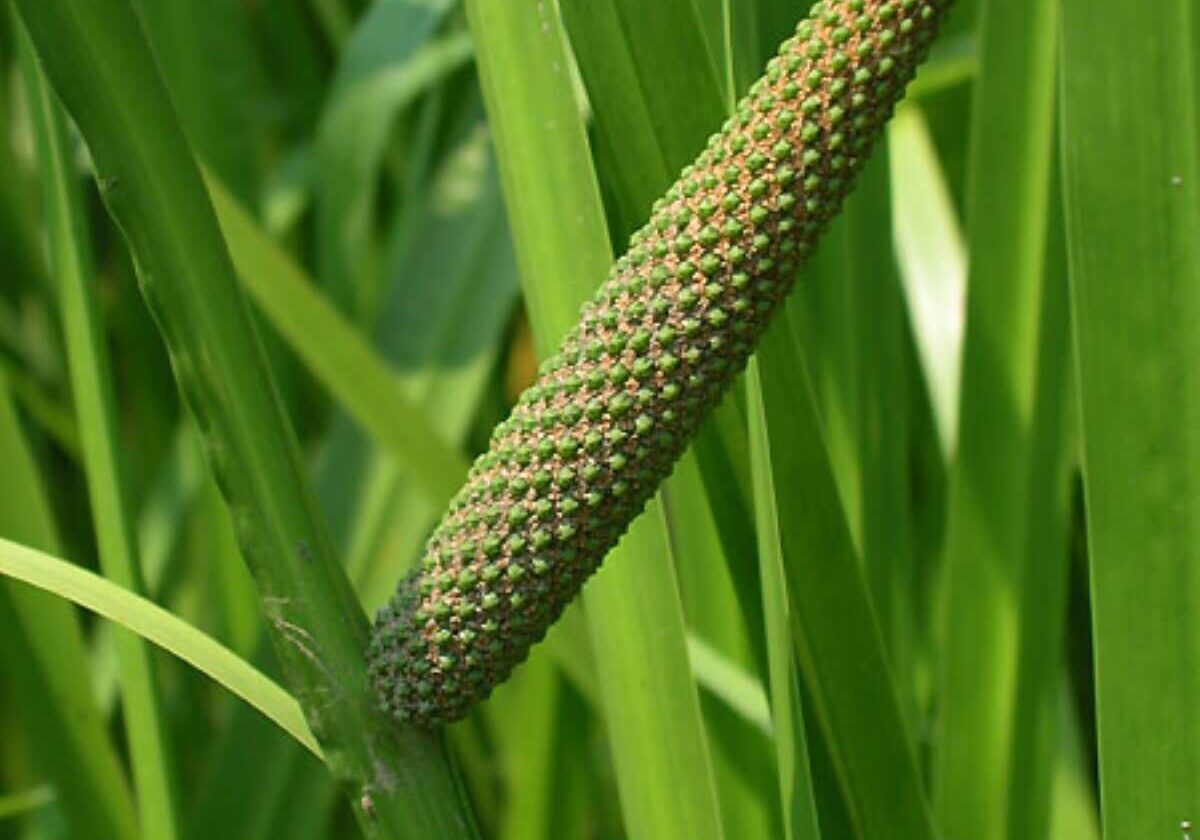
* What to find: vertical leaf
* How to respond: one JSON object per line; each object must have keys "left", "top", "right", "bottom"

{"left": 0, "top": 388, "right": 138, "bottom": 840}
{"left": 560, "top": 0, "right": 765, "bottom": 675}
{"left": 887, "top": 104, "right": 966, "bottom": 458}
{"left": 484, "top": 657, "right": 560, "bottom": 840}
{"left": 11, "top": 1, "right": 479, "bottom": 835}
{"left": 20, "top": 30, "right": 183, "bottom": 840}
{"left": 130, "top": 0, "right": 265, "bottom": 203}
{"left": 847, "top": 156, "right": 920, "bottom": 727}
{"left": 752, "top": 313, "right": 936, "bottom": 840}
{"left": 315, "top": 0, "right": 458, "bottom": 317}
{"left": 933, "top": 3, "right": 1058, "bottom": 839}
{"left": 747, "top": 361, "right": 823, "bottom": 840}
{"left": 1061, "top": 1, "right": 1200, "bottom": 836}
{"left": 557, "top": 0, "right": 724, "bottom": 231}
{"left": 1003, "top": 175, "right": 1073, "bottom": 840}
{"left": 563, "top": 3, "right": 776, "bottom": 835}
{"left": 461, "top": 2, "right": 725, "bottom": 838}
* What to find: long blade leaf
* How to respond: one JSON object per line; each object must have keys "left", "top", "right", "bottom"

{"left": 1061, "top": 1, "right": 1200, "bottom": 834}
{"left": 462, "top": 2, "right": 726, "bottom": 837}
{"left": 10, "top": 1, "right": 479, "bottom": 834}
{"left": 21, "top": 29, "right": 182, "bottom": 839}
{"left": 0, "top": 536, "right": 320, "bottom": 759}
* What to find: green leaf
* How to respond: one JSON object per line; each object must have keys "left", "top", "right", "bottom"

{"left": 753, "top": 310, "right": 936, "bottom": 840}
{"left": 663, "top": 454, "right": 778, "bottom": 840}
{"left": 1061, "top": 1, "right": 1200, "bottom": 835}
{"left": 0, "top": 536, "right": 320, "bottom": 759}
{"left": 0, "top": 388, "right": 138, "bottom": 840}
{"left": 582, "top": 518, "right": 726, "bottom": 840}
{"left": 932, "top": 3, "right": 1060, "bottom": 840}
{"left": 130, "top": 0, "right": 265, "bottom": 203}
{"left": 315, "top": 0, "right": 463, "bottom": 317}
{"left": 306, "top": 0, "right": 352, "bottom": 48}
{"left": 207, "top": 174, "right": 470, "bottom": 508}
{"left": 748, "top": 362, "right": 823, "bottom": 840}
{"left": 482, "top": 654, "right": 561, "bottom": 840}
{"left": 558, "top": 0, "right": 725, "bottom": 233}
{"left": 0, "top": 787, "right": 54, "bottom": 822}
{"left": 21, "top": 29, "right": 182, "bottom": 839}
{"left": 0, "top": 353, "right": 80, "bottom": 456}
{"left": 887, "top": 104, "right": 966, "bottom": 458}
{"left": 798, "top": 150, "right": 922, "bottom": 727}
{"left": 462, "top": 1, "right": 725, "bottom": 838}
{"left": 10, "top": 0, "right": 479, "bottom": 834}
{"left": 0, "top": 94, "right": 44, "bottom": 299}
{"left": 1003, "top": 172, "right": 1073, "bottom": 840}
{"left": 687, "top": 634, "right": 772, "bottom": 738}
{"left": 561, "top": 0, "right": 766, "bottom": 680}
{"left": 908, "top": 31, "right": 978, "bottom": 100}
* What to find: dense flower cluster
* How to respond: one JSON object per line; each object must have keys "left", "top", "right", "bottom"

{"left": 369, "top": 0, "right": 951, "bottom": 727}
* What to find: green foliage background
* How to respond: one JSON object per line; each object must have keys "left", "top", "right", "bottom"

{"left": 0, "top": 0, "right": 1195, "bottom": 839}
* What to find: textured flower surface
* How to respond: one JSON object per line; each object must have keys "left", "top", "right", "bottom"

{"left": 369, "top": 0, "right": 953, "bottom": 728}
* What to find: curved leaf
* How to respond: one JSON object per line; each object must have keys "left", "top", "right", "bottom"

{"left": 0, "top": 536, "right": 321, "bottom": 759}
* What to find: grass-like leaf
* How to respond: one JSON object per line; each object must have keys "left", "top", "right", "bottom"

{"left": 315, "top": 0, "right": 460, "bottom": 316}
{"left": 463, "top": 1, "right": 725, "bottom": 837}
{"left": 0, "top": 536, "right": 320, "bottom": 758}
{"left": 752, "top": 311, "right": 936, "bottom": 840}
{"left": 887, "top": 104, "right": 965, "bottom": 457}
{"left": 1061, "top": 1, "right": 1200, "bottom": 835}
{"left": 21, "top": 28, "right": 183, "bottom": 839}
{"left": 933, "top": 4, "right": 1059, "bottom": 839}
{"left": 208, "top": 174, "right": 470, "bottom": 507}
{"left": 0, "top": 787, "right": 54, "bottom": 822}
{"left": 748, "top": 360, "right": 824, "bottom": 840}
{"left": 11, "top": 0, "right": 479, "bottom": 835}
{"left": 0, "top": 387, "right": 138, "bottom": 840}
{"left": 561, "top": 0, "right": 766, "bottom": 687}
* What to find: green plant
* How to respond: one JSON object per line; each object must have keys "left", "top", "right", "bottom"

{"left": 0, "top": 0, "right": 1195, "bottom": 839}
{"left": 369, "top": 0, "right": 951, "bottom": 728}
